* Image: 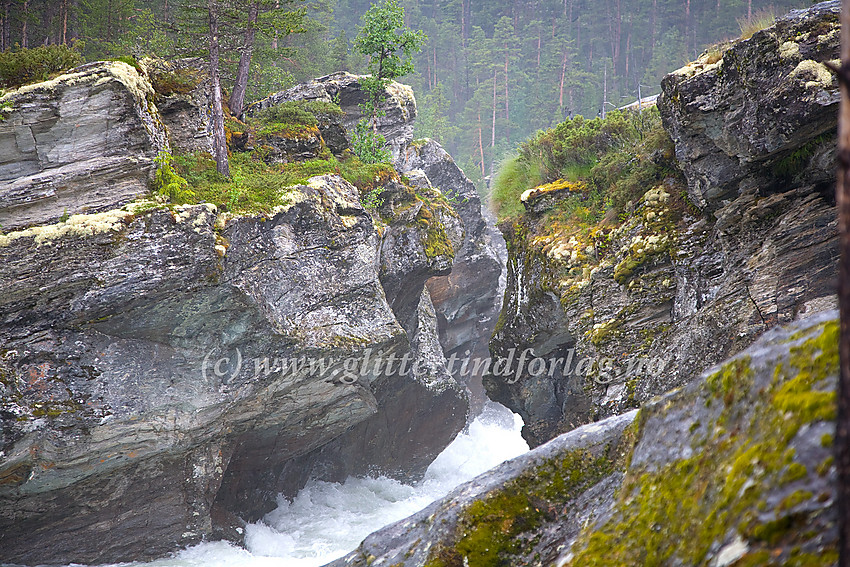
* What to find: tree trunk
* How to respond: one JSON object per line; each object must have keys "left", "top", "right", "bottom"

{"left": 836, "top": 2, "right": 850, "bottom": 565}
{"left": 537, "top": 26, "right": 541, "bottom": 70}
{"left": 837, "top": 4, "right": 850, "bottom": 565}
{"left": 504, "top": 48, "right": 509, "bottom": 146}
{"left": 491, "top": 67, "right": 496, "bottom": 177}
{"left": 650, "top": 0, "right": 657, "bottom": 58}
{"left": 21, "top": 0, "right": 28, "bottom": 48}
{"left": 208, "top": 0, "right": 230, "bottom": 178}
{"left": 62, "top": 0, "right": 68, "bottom": 44}
{"left": 0, "top": 1, "right": 5, "bottom": 51}
{"left": 106, "top": 0, "right": 112, "bottom": 42}
{"left": 614, "top": 0, "right": 621, "bottom": 72}
{"left": 559, "top": 48, "right": 568, "bottom": 108}
{"left": 229, "top": 0, "right": 259, "bottom": 118}
{"left": 477, "top": 110, "right": 485, "bottom": 179}
{"left": 272, "top": 0, "right": 280, "bottom": 50}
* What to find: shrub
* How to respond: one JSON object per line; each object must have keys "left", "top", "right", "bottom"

{"left": 150, "top": 67, "right": 203, "bottom": 96}
{"left": 738, "top": 8, "right": 776, "bottom": 40}
{"left": 250, "top": 99, "right": 345, "bottom": 139}
{"left": 351, "top": 119, "right": 391, "bottom": 164}
{"left": 489, "top": 107, "right": 678, "bottom": 224}
{"left": 490, "top": 156, "right": 543, "bottom": 221}
{"left": 255, "top": 100, "right": 319, "bottom": 128}
{"left": 0, "top": 43, "right": 84, "bottom": 89}
{"left": 154, "top": 151, "right": 194, "bottom": 203}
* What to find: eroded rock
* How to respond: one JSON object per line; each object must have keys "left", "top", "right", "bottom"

{"left": 0, "top": 61, "right": 168, "bottom": 232}
{"left": 329, "top": 311, "right": 839, "bottom": 566}
{"left": 485, "top": 1, "right": 839, "bottom": 447}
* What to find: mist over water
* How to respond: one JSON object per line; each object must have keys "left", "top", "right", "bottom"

{"left": 82, "top": 402, "right": 527, "bottom": 567}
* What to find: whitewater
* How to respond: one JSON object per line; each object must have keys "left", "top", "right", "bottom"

{"left": 72, "top": 401, "right": 527, "bottom": 567}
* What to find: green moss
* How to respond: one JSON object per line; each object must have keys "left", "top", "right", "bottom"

{"left": 170, "top": 150, "right": 402, "bottom": 215}
{"left": 420, "top": 213, "right": 454, "bottom": 260}
{"left": 771, "top": 132, "right": 834, "bottom": 180}
{"left": 783, "top": 462, "right": 807, "bottom": 483}
{"left": 257, "top": 123, "right": 320, "bottom": 139}
{"left": 816, "top": 456, "right": 834, "bottom": 477}
{"left": 149, "top": 66, "right": 203, "bottom": 96}
{"left": 820, "top": 433, "right": 833, "bottom": 448}
{"left": 564, "top": 321, "right": 839, "bottom": 566}
{"left": 425, "top": 434, "right": 633, "bottom": 567}
{"left": 777, "top": 490, "right": 813, "bottom": 513}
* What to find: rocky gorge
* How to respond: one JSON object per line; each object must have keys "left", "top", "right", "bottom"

{"left": 486, "top": 0, "right": 841, "bottom": 448}
{"left": 0, "top": 1, "right": 844, "bottom": 566}
{"left": 0, "top": 61, "right": 502, "bottom": 564}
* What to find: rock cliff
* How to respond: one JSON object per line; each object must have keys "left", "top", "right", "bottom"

{"left": 485, "top": 0, "right": 839, "bottom": 447}
{"left": 330, "top": 310, "right": 839, "bottom": 567}
{"left": 0, "top": 65, "right": 499, "bottom": 564}
{"left": 0, "top": 61, "right": 167, "bottom": 232}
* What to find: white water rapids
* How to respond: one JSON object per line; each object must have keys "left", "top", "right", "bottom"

{"left": 79, "top": 401, "right": 528, "bottom": 567}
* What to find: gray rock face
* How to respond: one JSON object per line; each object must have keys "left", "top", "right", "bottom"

{"left": 250, "top": 78, "right": 506, "bottom": 413}
{"left": 142, "top": 57, "right": 215, "bottom": 155}
{"left": 0, "top": 66, "right": 493, "bottom": 565}
{"left": 0, "top": 61, "right": 168, "bottom": 232}
{"left": 246, "top": 72, "right": 417, "bottom": 156}
{"left": 486, "top": 1, "right": 839, "bottom": 448}
{"left": 0, "top": 176, "right": 411, "bottom": 563}
{"left": 396, "top": 139, "right": 507, "bottom": 409}
{"left": 328, "top": 311, "right": 839, "bottom": 566}
{"left": 214, "top": 177, "right": 469, "bottom": 513}
{"left": 659, "top": 0, "right": 840, "bottom": 210}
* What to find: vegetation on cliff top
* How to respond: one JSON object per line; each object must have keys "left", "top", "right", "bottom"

{"left": 0, "top": 0, "right": 810, "bottom": 191}
{"left": 491, "top": 107, "right": 679, "bottom": 224}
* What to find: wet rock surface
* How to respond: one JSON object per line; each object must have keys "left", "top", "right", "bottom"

{"left": 329, "top": 311, "right": 839, "bottom": 566}
{"left": 485, "top": 1, "right": 839, "bottom": 448}
{"left": 0, "top": 66, "right": 499, "bottom": 564}
{"left": 396, "top": 139, "right": 507, "bottom": 408}
{"left": 0, "top": 61, "right": 168, "bottom": 232}
{"left": 660, "top": 0, "right": 840, "bottom": 210}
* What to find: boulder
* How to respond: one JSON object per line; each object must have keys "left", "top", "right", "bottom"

{"left": 246, "top": 72, "right": 416, "bottom": 156}
{"left": 0, "top": 176, "right": 410, "bottom": 564}
{"left": 659, "top": 0, "right": 840, "bottom": 210}
{"left": 396, "top": 139, "right": 507, "bottom": 410}
{"left": 0, "top": 61, "right": 168, "bottom": 232}
{"left": 329, "top": 311, "right": 839, "bottom": 566}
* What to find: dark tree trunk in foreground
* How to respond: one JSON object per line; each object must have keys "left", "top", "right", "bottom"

{"left": 208, "top": 0, "right": 230, "bottom": 178}
{"left": 837, "top": 1, "right": 850, "bottom": 564}
{"left": 229, "top": 0, "right": 259, "bottom": 118}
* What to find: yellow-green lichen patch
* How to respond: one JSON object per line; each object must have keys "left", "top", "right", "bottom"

{"left": 610, "top": 186, "right": 675, "bottom": 285}
{"left": 788, "top": 59, "right": 835, "bottom": 90}
{"left": 0, "top": 209, "right": 135, "bottom": 247}
{"left": 520, "top": 179, "right": 585, "bottom": 203}
{"left": 779, "top": 41, "right": 801, "bottom": 60}
{"left": 424, "top": 446, "right": 623, "bottom": 567}
{"left": 586, "top": 318, "right": 622, "bottom": 347}
{"left": 563, "top": 321, "right": 838, "bottom": 566}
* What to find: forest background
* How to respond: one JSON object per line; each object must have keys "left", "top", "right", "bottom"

{"left": 0, "top": 0, "right": 813, "bottom": 189}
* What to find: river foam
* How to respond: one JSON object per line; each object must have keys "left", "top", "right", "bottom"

{"left": 85, "top": 401, "right": 527, "bottom": 567}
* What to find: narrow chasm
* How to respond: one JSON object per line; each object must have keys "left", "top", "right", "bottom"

{"left": 0, "top": 2, "right": 844, "bottom": 567}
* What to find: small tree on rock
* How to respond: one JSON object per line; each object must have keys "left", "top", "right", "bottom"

{"left": 351, "top": 0, "right": 424, "bottom": 162}
{"left": 354, "top": 0, "right": 425, "bottom": 86}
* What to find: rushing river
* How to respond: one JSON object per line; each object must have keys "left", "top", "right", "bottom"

{"left": 80, "top": 401, "right": 527, "bottom": 567}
